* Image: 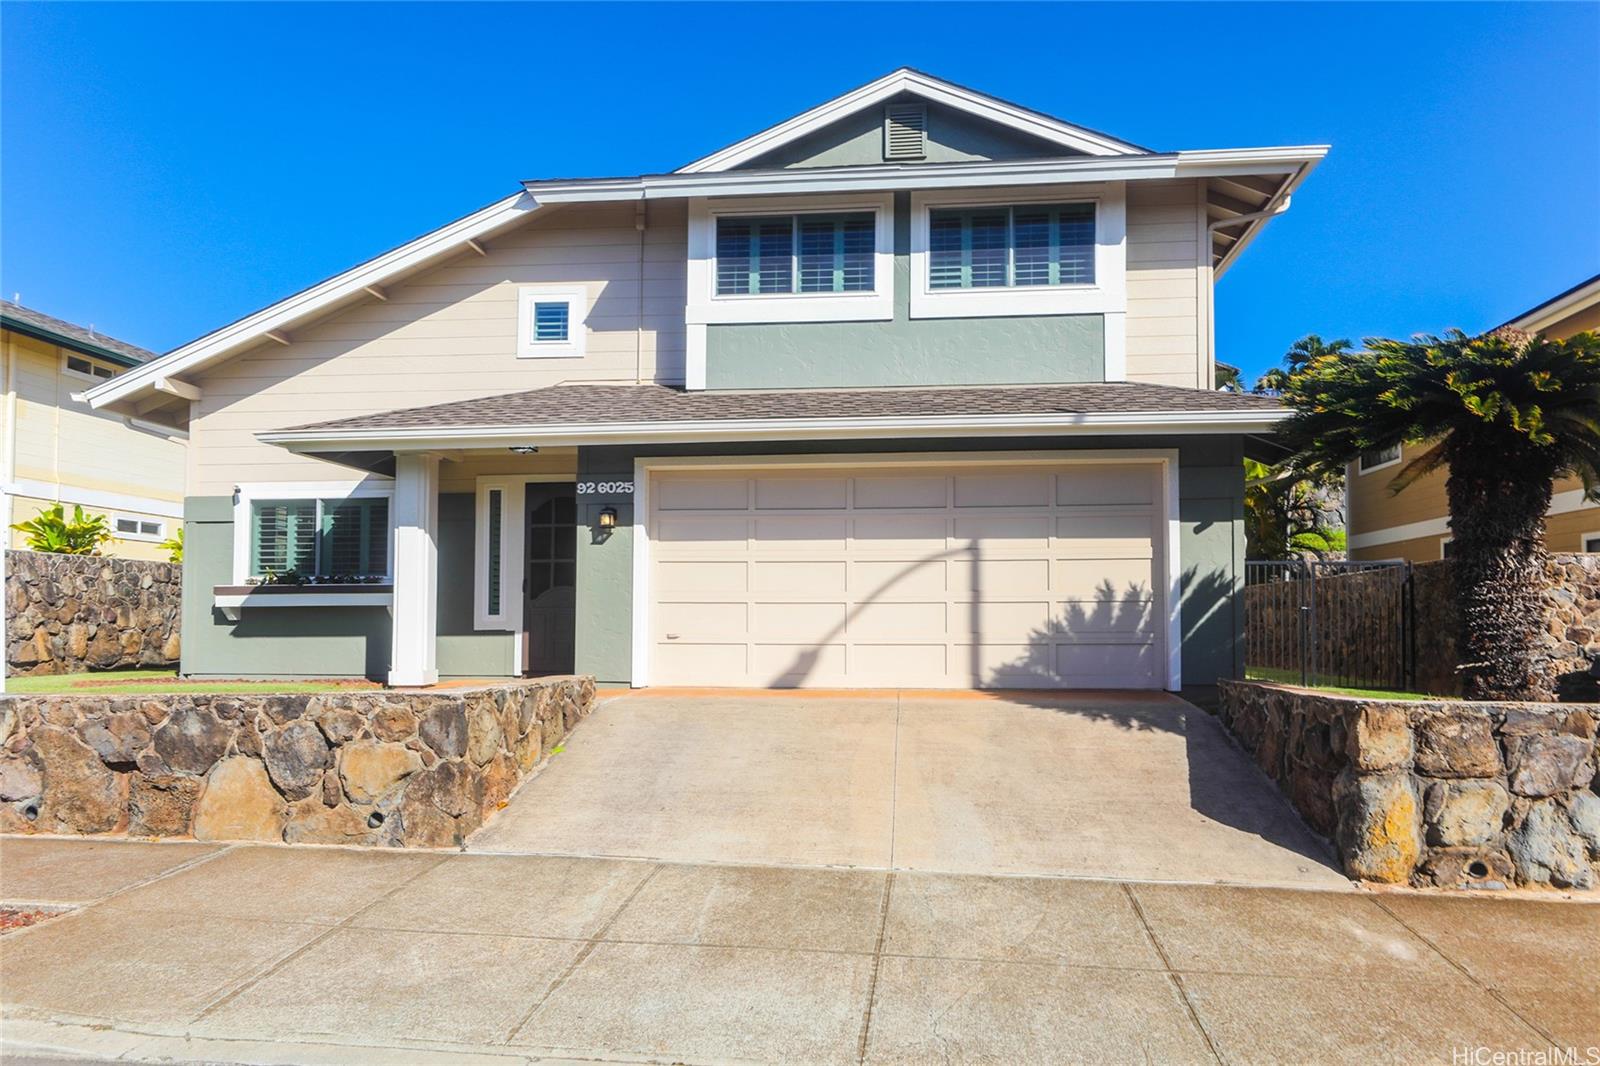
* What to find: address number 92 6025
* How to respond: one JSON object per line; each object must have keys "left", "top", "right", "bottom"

{"left": 576, "top": 481, "right": 634, "bottom": 495}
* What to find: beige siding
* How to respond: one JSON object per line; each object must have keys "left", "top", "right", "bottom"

{"left": 1125, "top": 180, "right": 1207, "bottom": 388}
{"left": 2, "top": 328, "right": 185, "bottom": 559}
{"left": 187, "top": 201, "right": 688, "bottom": 494}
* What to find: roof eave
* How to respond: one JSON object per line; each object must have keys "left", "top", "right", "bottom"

{"left": 0, "top": 315, "right": 150, "bottom": 368}
{"left": 259, "top": 408, "right": 1291, "bottom": 453}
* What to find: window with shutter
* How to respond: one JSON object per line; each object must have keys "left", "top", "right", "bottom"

{"left": 928, "top": 203, "right": 1096, "bottom": 290}
{"left": 716, "top": 213, "right": 875, "bottom": 296}
{"left": 251, "top": 497, "right": 388, "bottom": 579}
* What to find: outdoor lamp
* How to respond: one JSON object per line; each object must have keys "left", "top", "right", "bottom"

{"left": 509, "top": 445, "right": 539, "bottom": 455}
{"left": 598, "top": 507, "right": 618, "bottom": 531}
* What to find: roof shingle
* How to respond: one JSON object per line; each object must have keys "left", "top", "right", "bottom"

{"left": 0, "top": 300, "right": 160, "bottom": 366}
{"left": 285, "top": 382, "right": 1284, "bottom": 434}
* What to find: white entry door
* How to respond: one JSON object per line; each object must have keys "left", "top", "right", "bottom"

{"left": 644, "top": 458, "right": 1170, "bottom": 689}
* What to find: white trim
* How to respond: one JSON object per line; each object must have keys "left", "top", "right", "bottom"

{"left": 1506, "top": 276, "right": 1600, "bottom": 334}
{"left": 3, "top": 478, "right": 184, "bottom": 520}
{"left": 261, "top": 408, "right": 1288, "bottom": 453}
{"left": 686, "top": 194, "right": 894, "bottom": 325}
{"left": 215, "top": 590, "right": 393, "bottom": 622}
{"left": 83, "top": 193, "right": 542, "bottom": 411}
{"left": 677, "top": 68, "right": 1148, "bottom": 172}
{"left": 474, "top": 478, "right": 515, "bottom": 629}
{"left": 230, "top": 478, "right": 394, "bottom": 585}
{"left": 627, "top": 449, "right": 1181, "bottom": 692}
{"left": 908, "top": 184, "right": 1126, "bottom": 321}
{"left": 1581, "top": 530, "right": 1600, "bottom": 553}
{"left": 112, "top": 514, "right": 166, "bottom": 542}
{"left": 1103, "top": 312, "right": 1127, "bottom": 382}
{"left": 1439, "top": 536, "right": 1453, "bottom": 560}
{"left": 516, "top": 287, "right": 588, "bottom": 359}
{"left": 1349, "top": 486, "right": 1600, "bottom": 550}
{"left": 685, "top": 324, "right": 707, "bottom": 391}
{"left": 526, "top": 148, "right": 1329, "bottom": 203}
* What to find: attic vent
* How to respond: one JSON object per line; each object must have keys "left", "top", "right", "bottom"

{"left": 884, "top": 104, "right": 927, "bottom": 161}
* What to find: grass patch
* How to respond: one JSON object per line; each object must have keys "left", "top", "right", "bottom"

{"left": 1244, "top": 667, "right": 1434, "bottom": 701}
{"left": 4, "top": 669, "right": 380, "bottom": 696}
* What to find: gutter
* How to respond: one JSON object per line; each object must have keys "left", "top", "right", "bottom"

{"left": 258, "top": 408, "right": 1291, "bottom": 453}
{"left": 0, "top": 316, "right": 149, "bottom": 369}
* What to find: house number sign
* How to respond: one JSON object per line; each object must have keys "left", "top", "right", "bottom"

{"left": 576, "top": 481, "right": 633, "bottom": 495}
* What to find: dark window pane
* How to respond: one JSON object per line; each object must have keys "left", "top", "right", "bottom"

{"left": 530, "top": 525, "right": 553, "bottom": 559}
{"left": 552, "top": 562, "right": 576, "bottom": 590}
{"left": 552, "top": 496, "right": 575, "bottom": 524}
{"left": 554, "top": 525, "right": 576, "bottom": 559}
{"left": 968, "top": 212, "right": 1008, "bottom": 288}
{"left": 532, "top": 498, "right": 555, "bottom": 524}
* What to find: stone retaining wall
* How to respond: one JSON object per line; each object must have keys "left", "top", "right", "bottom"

{"left": 6, "top": 550, "right": 181, "bottom": 676}
{"left": 1219, "top": 680, "right": 1600, "bottom": 890}
{"left": 0, "top": 677, "right": 594, "bottom": 848}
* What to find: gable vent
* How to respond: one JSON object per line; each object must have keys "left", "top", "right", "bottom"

{"left": 883, "top": 104, "right": 927, "bottom": 161}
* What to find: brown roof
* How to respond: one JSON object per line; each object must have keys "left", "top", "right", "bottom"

{"left": 0, "top": 300, "right": 160, "bottom": 366}
{"left": 285, "top": 382, "right": 1284, "bottom": 433}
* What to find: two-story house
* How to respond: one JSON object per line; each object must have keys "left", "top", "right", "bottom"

{"left": 1348, "top": 273, "right": 1600, "bottom": 562}
{"left": 84, "top": 70, "right": 1320, "bottom": 694}
{"left": 2, "top": 301, "right": 186, "bottom": 560}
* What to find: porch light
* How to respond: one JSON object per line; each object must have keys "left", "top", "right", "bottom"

{"left": 598, "top": 507, "right": 618, "bottom": 530}
{"left": 509, "top": 445, "right": 539, "bottom": 454}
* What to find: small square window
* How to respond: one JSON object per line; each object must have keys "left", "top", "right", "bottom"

{"left": 113, "top": 516, "right": 165, "bottom": 540}
{"left": 64, "top": 354, "right": 117, "bottom": 381}
{"left": 1358, "top": 445, "right": 1401, "bottom": 473}
{"left": 517, "top": 288, "right": 586, "bottom": 359}
{"left": 1583, "top": 535, "right": 1600, "bottom": 553}
{"left": 533, "top": 302, "right": 569, "bottom": 343}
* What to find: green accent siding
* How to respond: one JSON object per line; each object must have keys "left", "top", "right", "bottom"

{"left": 706, "top": 191, "right": 1105, "bottom": 390}
{"left": 180, "top": 496, "right": 391, "bottom": 679}
{"left": 572, "top": 438, "right": 1248, "bottom": 690}
{"left": 706, "top": 316, "right": 1103, "bottom": 390}
{"left": 436, "top": 493, "right": 516, "bottom": 678}
{"left": 740, "top": 97, "right": 1070, "bottom": 170}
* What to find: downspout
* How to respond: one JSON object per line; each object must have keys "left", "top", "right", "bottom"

{"left": 634, "top": 197, "right": 647, "bottom": 386}
{"left": 1206, "top": 166, "right": 1302, "bottom": 277}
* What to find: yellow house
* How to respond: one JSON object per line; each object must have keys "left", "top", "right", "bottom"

{"left": 1348, "top": 274, "right": 1600, "bottom": 561}
{"left": 1, "top": 301, "right": 186, "bottom": 561}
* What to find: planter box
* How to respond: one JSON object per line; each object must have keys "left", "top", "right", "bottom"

{"left": 212, "top": 584, "right": 393, "bottom": 620}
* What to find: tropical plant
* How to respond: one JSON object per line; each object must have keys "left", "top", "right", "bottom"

{"left": 10, "top": 503, "right": 112, "bottom": 555}
{"left": 1254, "top": 334, "right": 1353, "bottom": 395}
{"left": 1244, "top": 459, "right": 1344, "bottom": 559}
{"left": 1281, "top": 327, "right": 1600, "bottom": 700}
{"left": 158, "top": 526, "right": 184, "bottom": 564}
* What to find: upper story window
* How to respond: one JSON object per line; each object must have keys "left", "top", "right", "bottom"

{"left": 517, "top": 287, "right": 586, "bottom": 359}
{"left": 928, "top": 203, "right": 1095, "bottom": 290}
{"left": 250, "top": 496, "right": 389, "bottom": 580}
{"left": 715, "top": 213, "right": 875, "bottom": 296}
{"left": 62, "top": 353, "right": 120, "bottom": 381}
{"left": 1358, "top": 445, "right": 1401, "bottom": 473}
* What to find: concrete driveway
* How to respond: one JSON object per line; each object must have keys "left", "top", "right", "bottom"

{"left": 471, "top": 690, "right": 1345, "bottom": 887}
{"left": 2, "top": 838, "right": 1595, "bottom": 1065}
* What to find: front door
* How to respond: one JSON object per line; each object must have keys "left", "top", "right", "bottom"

{"left": 523, "top": 483, "right": 577, "bottom": 675}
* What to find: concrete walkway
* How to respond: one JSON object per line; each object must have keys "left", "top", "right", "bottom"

{"left": 471, "top": 691, "right": 1345, "bottom": 887}
{"left": 1, "top": 838, "right": 1596, "bottom": 1064}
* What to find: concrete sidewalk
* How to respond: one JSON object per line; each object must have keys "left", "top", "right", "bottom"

{"left": 2, "top": 837, "right": 1595, "bottom": 1065}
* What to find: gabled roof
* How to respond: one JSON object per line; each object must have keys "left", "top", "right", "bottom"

{"left": 1, "top": 300, "right": 159, "bottom": 367}
{"left": 1499, "top": 273, "right": 1600, "bottom": 334}
{"left": 676, "top": 67, "right": 1150, "bottom": 172}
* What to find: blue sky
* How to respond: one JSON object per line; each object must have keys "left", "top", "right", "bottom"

{"left": 2, "top": 2, "right": 1596, "bottom": 382}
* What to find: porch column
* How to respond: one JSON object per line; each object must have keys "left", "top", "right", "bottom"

{"left": 389, "top": 453, "right": 440, "bottom": 687}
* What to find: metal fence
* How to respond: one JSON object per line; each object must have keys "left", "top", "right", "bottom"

{"left": 1243, "top": 559, "right": 1414, "bottom": 691}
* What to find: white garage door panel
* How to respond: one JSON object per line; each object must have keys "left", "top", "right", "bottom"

{"left": 648, "top": 462, "right": 1169, "bottom": 689}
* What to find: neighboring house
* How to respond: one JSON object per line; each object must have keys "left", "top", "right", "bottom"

{"left": 1348, "top": 274, "right": 1600, "bottom": 562}
{"left": 85, "top": 69, "right": 1321, "bottom": 693}
{"left": 1, "top": 301, "right": 186, "bottom": 561}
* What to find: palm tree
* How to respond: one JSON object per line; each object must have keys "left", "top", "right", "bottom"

{"left": 1254, "top": 334, "right": 1352, "bottom": 395}
{"left": 1244, "top": 459, "right": 1344, "bottom": 559}
{"left": 1282, "top": 327, "right": 1600, "bottom": 699}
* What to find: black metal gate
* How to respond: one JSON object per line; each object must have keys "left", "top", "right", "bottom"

{"left": 1244, "top": 560, "right": 1414, "bottom": 691}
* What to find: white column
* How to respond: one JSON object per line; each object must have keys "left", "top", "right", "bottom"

{"left": 389, "top": 453, "right": 440, "bottom": 687}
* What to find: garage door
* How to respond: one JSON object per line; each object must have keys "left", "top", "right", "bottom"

{"left": 645, "top": 460, "right": 1167, "bottom": 689}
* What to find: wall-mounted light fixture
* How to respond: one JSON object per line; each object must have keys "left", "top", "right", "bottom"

{"left": 509, "top": 445, "right": 539, "bottom": 455}
{"left": 598, "top": 506, "right": 618, "bottom": 531}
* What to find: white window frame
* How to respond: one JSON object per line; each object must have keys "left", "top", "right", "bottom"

{"left": 908, "top": 183, "right": 1126, "bottom": 321}
{"left": 686, "top": 193, "right": 895, "bottom": 326}
{"left": 230, "top": 480, "right": 395, "bottom": 585}
{"left": 1440, "top": 536, "right": 1454, "bottom": 559}
{"left": 1581, "top": 531, "right": 1600, "bottom": 553}
{"left": 1357, "top": 444, "right": 1402, "bottom": 474}
{"left": 60, "top": 352, "right": 120, "bottom": 383}
{"left": 113, "top": 514, "right": 166, "bottom": 542}
{"left": 516, "top": 286, "right": 587, "bottom": 359}
{"left": 474, "top": 477, "right": 525, "bottom": 630}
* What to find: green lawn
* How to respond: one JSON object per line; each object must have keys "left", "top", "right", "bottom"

{"left": 1244, "top": 667, "right": 1435, "bottom": 701}
{"left": 3, "top": 669, "right": 380, "bottom": 696}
